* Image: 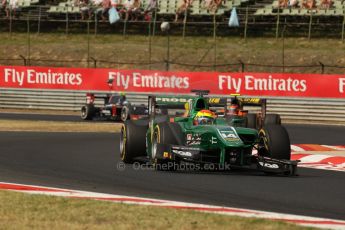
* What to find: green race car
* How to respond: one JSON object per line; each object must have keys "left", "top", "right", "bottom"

{"left": 120, "top": 90, "right": 298, "bottom": 175}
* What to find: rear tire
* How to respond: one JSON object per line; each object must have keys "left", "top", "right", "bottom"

{"left": 246, "top": 113, "right": 257, "bottom": 129}
{"left": 120, "top": 120, "right": 147, "bottom": 163}
{"left": 151, "top": 122, "right": 183, "bottom": 171}
{"left": 264, "top": 114, "right": 281, "bottom": 126}
{"left": 81, "top": 104, "right": 95, "bottom": 120}
{"left": 120, "top": 106, "right": 129, "bottom": 122}
{"left": 258, "top": 125, "right": 291, "bottom": 160}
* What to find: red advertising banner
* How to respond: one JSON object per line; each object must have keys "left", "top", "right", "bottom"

{"left": 0, "top": 65, "right": 344, "bottom": 98}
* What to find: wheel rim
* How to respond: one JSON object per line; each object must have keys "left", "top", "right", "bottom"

{"left": 151, "top": 133, "right": 157, "bottom": 159}
{"left": 81, "top": 107, "right": 86, "bottom": 118}
{"left": 120, "top": 126, "right": 126, "bottom": 160}
{"left": 258, "top": 129, "right": 269, "bottom": 156}
{"left": 121, "top": 108, "right": 128, "bottom": 121}
{"left": 151, "top": 125, "right": 161, "bottom": 160}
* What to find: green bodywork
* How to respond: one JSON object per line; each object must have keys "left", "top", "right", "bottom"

{"left": 146, "top": 95, "right": 259, "bottom": 165}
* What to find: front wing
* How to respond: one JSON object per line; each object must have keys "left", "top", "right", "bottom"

{"left": 155, "top": 143, "right": 298, "bottom": 176}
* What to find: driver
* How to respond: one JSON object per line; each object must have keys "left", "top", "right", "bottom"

{"left": 193, "top": 109, "right": 216, "bottom": 125}
{"left": 229, "top": 98, "right": 240, "bottom": 115}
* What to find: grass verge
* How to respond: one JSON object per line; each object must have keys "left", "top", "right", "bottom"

{"left": 0, "top": 33, "right": 344, "bottom": 74}
{"left": 0, "top": 119, "right": 122, "bottom": 132}
{"left": 0, "top": 190, "right": 313, "bottom": 230}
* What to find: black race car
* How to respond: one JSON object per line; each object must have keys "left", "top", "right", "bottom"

{"left": 81, "top": 93, "right": 147, "bottom": 122}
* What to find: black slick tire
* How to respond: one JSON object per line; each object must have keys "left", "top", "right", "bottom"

{"left": 151, "top": 122, "right": 183, "bottom": 171}
{"left": 264, "top": 114, "right": 281, "bottom": 126}
{"left": 246, "top": 113, "right": 257, "bottom": 129}
{"left": 120, "top": 120, "right": 147, "bottom": 163}
{"left": 258, "top": 125, "right": 291, "bottom": 160}
{"left": 81, "top": 104, "right": 95, "bottom": 120}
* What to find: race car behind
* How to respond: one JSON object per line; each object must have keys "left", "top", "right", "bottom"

{"left": 81, "top": 93, "right": 147, "bottom": 122}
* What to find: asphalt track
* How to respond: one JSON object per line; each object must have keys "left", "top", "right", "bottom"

{"left": 0, "top": 114, "right": 344, "bottom": 221}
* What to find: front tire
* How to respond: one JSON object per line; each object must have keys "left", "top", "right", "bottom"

{"left": 258, "top": 125, "right": 291, "bottom": 160}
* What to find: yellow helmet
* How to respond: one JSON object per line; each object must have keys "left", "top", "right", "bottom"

{"left": 194, "top": 110, "right": 216, "bottom": 125}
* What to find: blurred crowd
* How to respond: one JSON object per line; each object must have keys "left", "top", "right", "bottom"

{"left": 75, "top": 0, "right": 226, "bottom": 22}
{"left": 0, "top": 0, "right": 227, "bottom": 21}
{"left": 175, "top": 0, "right": 225, "bottom": 21}
{"left": 278, "top": 0, "right": 336, "bottom": 9}
{"left": 1, "top": 0, "right": 20, "bottom": 18}
{"left": 76, "top": 0, "right": 156, "bottom": 21}
{"left": 3, "top": 0, "right": 339, "bottom": 21}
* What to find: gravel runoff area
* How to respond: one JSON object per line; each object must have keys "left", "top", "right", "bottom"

{"left": 0, "top": 109, "right": 122, "bottom": 132}
{"left": 0, "top": 119, "right": 122, "bottom": 133}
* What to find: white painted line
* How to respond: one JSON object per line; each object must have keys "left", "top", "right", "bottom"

{"left": 291, "top": 145, "right": 306, "bottom": 152}
{"left": 296, "top": 154, "right": 332, "bottom": 163}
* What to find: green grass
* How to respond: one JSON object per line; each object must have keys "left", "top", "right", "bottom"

{"left": 0, "top": 190, "right": 315, "bottom": 230}
{"left": 0, "top": 33, "right": 344, "bottom": 73}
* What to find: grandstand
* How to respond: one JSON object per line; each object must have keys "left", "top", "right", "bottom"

{"left": 2, "top": 0, "right": 344, "bottom": 20}
{"left": 1, "top": 0, "right": 344, "bottom": 18}
{"left": 1, "top": 0, "right": 40, "bottom": 12}
{"left": 44, "top": 0, "right": 237, "bottom": 17}
{"left": 0, "top": 0, "right": 344, "bottom": 37}
{"left": 254, "top": 0, "right": 345, "bottom": 16}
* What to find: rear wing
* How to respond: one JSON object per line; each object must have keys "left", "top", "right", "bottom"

{"left": 148, "top": 94, "right": 268, "bottom": 124}
{"left": 148, "top": 95, "right": 229, "bottom": 120}
{"left": 150, "top": 96, "right": 227, "bottom": 110}
{"left": 85, "top": 93, "right": 131, "bottom": 105}
{"left": 207, "top": 96, "right": 267, "bottom": 119}
{"left": 85, "top": 93, "right": 111, "bottom": 104}
{"left": 154, "top": 96, "right": 191, "bottom": 109}
{"left": 238, "top": 97, "right": 267, "bottom": 118}
{"left": 207, "top": 97, "right": 227, "bottom": 116}
{"left": 239, "top": 98, "right": 266, "bottom": 106}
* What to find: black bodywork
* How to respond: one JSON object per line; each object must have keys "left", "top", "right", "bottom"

{"left": 81, "top": 93, "right": 147, "bottom": 122}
